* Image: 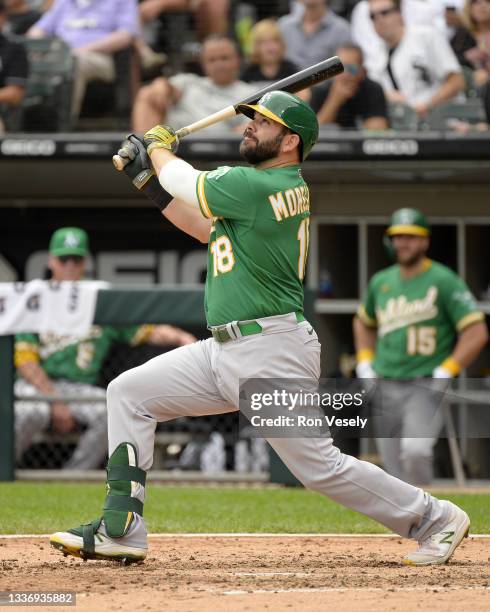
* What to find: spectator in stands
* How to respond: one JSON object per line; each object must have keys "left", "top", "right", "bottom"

{"left": 3, "top": 0, "right": 40, "bottom": 35}
{"left": 241, "top": 19, "right": 298, "bottom": 86}
{"left": 132, "top": 34, "right": 254, "bottom": 132}
{"left": 278, "top": 0, "right": 351, "bottom": 71}
{"left": 463, "top": 0, "right": 490, "bottom": 121}
{"left": 14, "top": 227, "right": 196, "bottom": 470}
{"left": 311, "top": 43, "right": 389, "bottom": 129}
{"left": 444, "top": 3, "right": 477, "bottom": 67}
{"left": 234, "top": 0, "right": 290, "bottom": 55}
{"left": 368, "top": 0, "right": 465, "bottom": 118}
{"left": 351, "top": 1, "right": 472, "bottom": 77}
{"left": 139, "top": 0, "right": 229, "bottom": 42}
{"left": 27, "top": 0, "right": 139, "bottom": 119}
{"left": 0, "top": 1, "right": 28, "bottom": 133}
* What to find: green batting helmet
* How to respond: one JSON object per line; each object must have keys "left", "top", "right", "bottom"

{"left": 236, "top": 91, "right": 319, "bottom": 160}
{"left": 386, "top": 208, "right": 430, "bottom": 237}
{"left": 383, "top": 208, "right": 430, "bottom": 259}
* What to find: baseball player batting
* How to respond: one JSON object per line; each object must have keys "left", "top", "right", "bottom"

{"left": 354, "top": 209, "right": 488, "bottom": 485}
{"left": 51, "top": 92, "right": 470, "bottom": 566}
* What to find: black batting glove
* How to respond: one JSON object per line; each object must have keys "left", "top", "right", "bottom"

{"left": 117, "top": 134, "right": 154, "bottom": 189}
{"left": 117, "top": 134, "right": 172, "bottom": 212}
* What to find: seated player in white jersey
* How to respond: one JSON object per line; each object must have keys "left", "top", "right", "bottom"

{"left": 50, "top": 91, "right": 470, "bottom": 567}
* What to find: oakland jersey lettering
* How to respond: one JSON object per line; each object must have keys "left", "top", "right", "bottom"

{"left": 377, "top": 286, "right": 439, "bottom": 337}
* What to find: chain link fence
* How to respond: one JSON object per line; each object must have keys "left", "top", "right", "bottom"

{"left": 14, "top": 341, "right": 269, "bottom": 474}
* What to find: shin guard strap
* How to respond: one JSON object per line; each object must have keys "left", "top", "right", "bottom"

{"left": 107, "top": 465, "right": 146, "bottom": 486}
{"left": 104, "top": 495, "right": 143, "bottom": 516}
{"left": 81, "top": 519, "right": 100, "bottom": 555}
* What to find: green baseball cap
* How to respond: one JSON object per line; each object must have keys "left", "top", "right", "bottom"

{"left": 386, "top": 208, "right": 430, "bottom": 237}
{"left": 49, "top": 227, "right": 89, "bottom": 257}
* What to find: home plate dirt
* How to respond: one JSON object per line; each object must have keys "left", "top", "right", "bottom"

{"left": 0, "top": 536, "right": 488, "bottom": 611}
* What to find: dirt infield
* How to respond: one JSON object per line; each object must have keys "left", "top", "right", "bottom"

{"left": 0, "top": 536, "right": 489, "bottom": 611}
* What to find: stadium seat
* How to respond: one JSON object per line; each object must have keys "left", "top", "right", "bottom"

{"left": 18, "top": 37, "right": 75, "bottom": 132}
{"left": 427, "top": 99, "right": 487, "bottom": 131}
{"left": 387, "top": 102, "right": 419, "bottom": 131}
{"left": 80, "top": 46, "right": 140, "bottom": 130}
{"left": 0, "top": 103, "right": 23, "bottom": 133}
{"left": 461, "top": 66, "right": 480, "bottom": 98}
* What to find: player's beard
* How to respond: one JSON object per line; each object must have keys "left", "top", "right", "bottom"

{"left": 396, "top": 249, "right": 426, "bottom": 267}
{"left": 239, "top": 130, "right": 285, "bottom": 164}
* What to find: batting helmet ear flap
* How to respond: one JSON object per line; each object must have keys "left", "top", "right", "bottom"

{"left": 383, "top": 235, "right": 396, "bottom": 261}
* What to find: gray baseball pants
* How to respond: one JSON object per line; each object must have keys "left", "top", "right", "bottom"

{"left": 107, "top": 312, "right": 449, "bottom": 540}
{"left": 375, "top": 380, "right": 445, "bottom": 485}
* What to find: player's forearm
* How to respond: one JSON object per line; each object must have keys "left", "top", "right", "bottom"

{"left": 353, "top": 316, "right": 377, "bottom": 377}
{"left": 353, "top": 316, "right": 376, "bottom": 354}
{"left": 149, "top": 147, "right": 176, "bottom": 174}
{"left": 17, "top": 361, "right": 58, "bottom": 396}
{"left": 152, "top": 153, "right": 201, "bottom": 208}
{"left": 449, "top": 322, "right": 488, "bottom": 371}
{"left": 163, "top": 198, "right": 212, "bottom": 243}
{"left": 428, "top": 72, "right": 465, "bottom": 109}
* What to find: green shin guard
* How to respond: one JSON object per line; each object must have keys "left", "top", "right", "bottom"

{"left": 103, "top": 442, "right": 146, "bottom": 538}
{"left": 66, "top": 443, "right": 146, "bottom": 555}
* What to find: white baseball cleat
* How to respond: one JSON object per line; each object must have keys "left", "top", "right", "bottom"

{"left": 403, "top": 501, "right": 470, "bottom": 566}
{"left": 50, "top": 515, "right": 147, "bottom": 564}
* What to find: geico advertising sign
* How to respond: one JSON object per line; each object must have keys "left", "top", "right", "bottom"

{"left": 0, "top": 250, "right": 208, "bottom": 284}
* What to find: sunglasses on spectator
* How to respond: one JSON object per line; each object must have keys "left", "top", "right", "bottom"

{"left": 370, "top": 7, "right": 398, "bottom": 20}
{"left": 57, "top": 255, "right": 85, "bottom": 264}
{"left": 470, "top": 0, "right": 490, "bottom": 5}
{"left": 345, "top": 63, "right": 361, "bottom": 75}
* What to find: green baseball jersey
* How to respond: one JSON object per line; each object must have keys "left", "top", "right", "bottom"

{"left": 196, "top": 164, "right": 310, "bottom": 326}
{"left": 14, "top": 325, "right": 154, "bottom": 385}
{"left": 358, "top": 259, "right": 484, "bottom": 379}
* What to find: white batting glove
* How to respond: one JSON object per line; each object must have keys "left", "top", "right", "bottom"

{"left": 432, "top": 366, "right": 453, "bottom": 379}
{"left": 356, "top": 360, "right": 377, "bottom": 379}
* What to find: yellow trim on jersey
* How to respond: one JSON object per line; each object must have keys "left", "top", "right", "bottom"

{"left": 131, "top": 324, "right": 156, "bottom": 346}
{"left": 422, "top": 258, "right": 432, "bottom": 272}
{"left": 456, "top": 311, "right": 485, "bottom": 332}
{"left": 357, "top": 304, "right": 377, "bottom": 328}
{"left": 197, "top": 172, "right": 213, "bottom": 219}
{"left": 14, "top": 349, "right": 40, "bottom": 367}
{"left": 386, "top": 224, "right": 430, "bottom": 237}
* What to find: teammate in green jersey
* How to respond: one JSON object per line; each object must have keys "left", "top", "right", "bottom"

{"left": 354, "top": 208, "right": 488, "bottom": 484}
{"left": 51, "top": 93, "right": 473, "bottom": 567}
{"left": 15, "top": 227, "right": 195, "bottom": 470}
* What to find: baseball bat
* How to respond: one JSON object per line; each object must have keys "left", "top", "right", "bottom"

{"left": 112, "top": 55, "right": 343, "bottom": 171}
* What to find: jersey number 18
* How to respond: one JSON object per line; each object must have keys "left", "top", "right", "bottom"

{"left": 210, "top": 218, "right": 309, "bottom": 279}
